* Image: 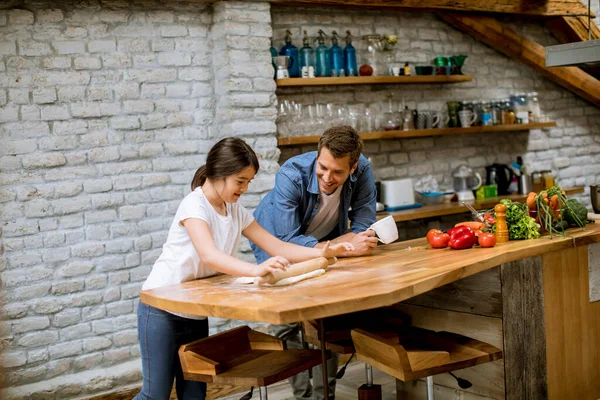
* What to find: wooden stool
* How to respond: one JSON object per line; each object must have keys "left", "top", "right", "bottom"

{"left": 302, "top": 309, "right": 410, "bottom": 400}
{"left": 179, "top": 326, "right": 325, "bottom": 400}
{"left": 351, "top": 326, "right": 503, "bottom": 400}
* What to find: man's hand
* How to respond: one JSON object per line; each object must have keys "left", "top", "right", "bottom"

{"left": 253, "top": 256, "right": 290, "bottom": 277}
{"left": 342, "top": 230, "right": 379, "bottom": 257}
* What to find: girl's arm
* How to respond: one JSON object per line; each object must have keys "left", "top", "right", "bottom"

{"left": 243, "top": 220, "right": 353, "bottom": 263}
{"left": 183, "top": 218, "right": 289, "bottom": 277}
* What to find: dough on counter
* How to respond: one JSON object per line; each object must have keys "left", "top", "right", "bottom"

{"left": 234, "top": 269, "right": 326, "bottom": 286}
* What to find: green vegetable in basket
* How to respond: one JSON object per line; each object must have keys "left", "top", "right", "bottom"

{"left": 563, "top": 198, "right": 588, "bottom": 227}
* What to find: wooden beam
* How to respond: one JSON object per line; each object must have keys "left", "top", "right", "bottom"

{"left": 438, "top": 13, "right": 600, "bottom": 108}
{"left": 271, "top": 0, "right": 592, "bottom": 17}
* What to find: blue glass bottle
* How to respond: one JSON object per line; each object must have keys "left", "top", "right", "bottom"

{"left": 270, "top": 39, "right": 278, "bottom": 79}
{"left": 279, "top": 29, "right": 299, "bottom": 78}
{"left": 343, "top": 30, "right": 358, "bottom": 77}
{"left": 299, "top": 31, "right": 316, "bottom": 78}
{"left": 315, "top": 30, "right": 331, "bottom": 77}
{"left": 330, "top": 31, "right": 345, "bottom": 77}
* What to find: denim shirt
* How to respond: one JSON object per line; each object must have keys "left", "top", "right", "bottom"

{"left": 251, "top": 151, "right": 376, "bottom": 263}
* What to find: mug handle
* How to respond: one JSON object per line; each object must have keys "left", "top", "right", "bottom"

{"left": 470, "top": 112, "right": 477, "bottom": 125}
{"left": 472, "top": 172, "right": 483, "bottom": 190}
{"left": 432, "top": 114, "right": 440, "bottom": 128}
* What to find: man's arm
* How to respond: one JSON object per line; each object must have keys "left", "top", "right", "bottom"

{"left": 268, "top": 171, "right": 319, "bottom": 248}
{"left": 348, "top": 160, "right": 377, "bottom": 232}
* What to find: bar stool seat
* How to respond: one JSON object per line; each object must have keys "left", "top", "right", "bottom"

{"left": 179, "top": 326, "right": 324, "bottom": 399}
{"left": 351, "top": 326, "right": 503, "bottom": 399}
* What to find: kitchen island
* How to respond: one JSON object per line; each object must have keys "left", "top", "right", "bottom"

{"left": 142, "top": 223, "right": 600, "bottom": 399}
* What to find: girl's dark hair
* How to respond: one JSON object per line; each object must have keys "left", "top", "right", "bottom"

{"left": 191, "top": 137, "right": 259, "bottom": 190}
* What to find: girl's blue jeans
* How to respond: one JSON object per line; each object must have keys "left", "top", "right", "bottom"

{"left": 133, "top": 302, "right": 208, "bottom": 400}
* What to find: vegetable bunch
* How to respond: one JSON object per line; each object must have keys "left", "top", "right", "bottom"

{"left": 494, "top": 199, "right": 540, "bottom": 240}
{"left": 527, "top": 186, "right": 586, "bottom": 236}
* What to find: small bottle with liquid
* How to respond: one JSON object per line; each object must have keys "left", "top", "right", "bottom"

{"left": 403, "top": 62, "right": 411, "bottom": 76}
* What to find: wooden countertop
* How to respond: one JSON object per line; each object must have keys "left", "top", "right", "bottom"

{"left": 141, "top": 222, "right": 600, "bottom": 325}
{"left": 378, "top": 186, "right": 584, "bottom": 222}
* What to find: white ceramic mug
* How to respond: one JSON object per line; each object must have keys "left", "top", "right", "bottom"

{"left": 458, "top": 109, "right": 477, "bottom": 128}
{"left": 368, "top": 215, "right": 398, "bottom": 244}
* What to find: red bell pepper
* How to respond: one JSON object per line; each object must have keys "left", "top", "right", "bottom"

{"left": 449, "top": 226, "right": 476, "bottom": 250}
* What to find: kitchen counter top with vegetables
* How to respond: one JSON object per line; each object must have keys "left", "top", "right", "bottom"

{"left": 376, "top": 186, "right": 584, "bottom": 222}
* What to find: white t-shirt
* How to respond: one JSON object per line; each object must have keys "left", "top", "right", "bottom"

{"left": 305, "top": 187, "right": 342, "bottom": 241}
{"left": 142, "top": 187, "right": 254, "bottom": 293}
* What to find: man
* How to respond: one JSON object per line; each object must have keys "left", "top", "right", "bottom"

{"left": 251, "top": 125, "right": 378, "bottom": 399}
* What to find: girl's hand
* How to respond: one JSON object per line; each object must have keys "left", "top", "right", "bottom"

{"left": 253, "top": 256, "right": 290, "bottom": 277}
{"left": 321, "top": 241, "right": 355, "bottom": 258}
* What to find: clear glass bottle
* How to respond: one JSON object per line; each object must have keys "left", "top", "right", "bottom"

{"left": 315, "top": 30, "right": 331, "bottom": 77}
{"left": 279, "top": 29, "right": 299, "bottom": 78}
{"left": 472, "top": 101, "right": 483, "bottom": 126}
{"left": 329, "top": 31, "right": 345, "bottom": 77}
{"left": 527, "top": 92, "right": 540, "bottom": 123}
{"left": 491, "top": 101, "right": 502, "bottom": 125}
{"left": 513, "top": 93, "right": 529, "bottom": 124}
{"left": 343, "top": 31, "right": 358, "bottom": 77}
{"left": 299, "top": 31, "right": 316, "bottom": 79}
{"left": 362, "top": 34, "right": 383, "bottom": 76}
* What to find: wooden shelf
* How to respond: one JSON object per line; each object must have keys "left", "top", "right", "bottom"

{"left": 276, "top": 75, "right": 473, "bottom": 87}
{"left": 377, "top": 186, "right": 584, "bottom": 222}
{"left": 277, "top": 122, "right": 557, "bottom": 146}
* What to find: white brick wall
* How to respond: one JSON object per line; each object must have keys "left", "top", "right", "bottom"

{"left": 1, "top": 1, "right": 599, "bottom": 399}
{"left": 0, "top": 1, "right": 274, "bottom": 399}
{"left": 273, "top": 6, "right": 600, "bottom": 209}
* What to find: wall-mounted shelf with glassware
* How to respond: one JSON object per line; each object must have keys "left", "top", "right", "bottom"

{"left": 275, "top": 75, "right": 473, "bottom": 87}
{"left": 277, "top": 121, "right": 557, "bottom": 147}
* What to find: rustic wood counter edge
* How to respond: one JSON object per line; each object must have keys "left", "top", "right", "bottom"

{"left": 140, "top": 223, "right": 600, "bottom": 324}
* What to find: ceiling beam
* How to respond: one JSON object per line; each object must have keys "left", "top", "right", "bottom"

{"left": 270, "top": 0, "right": 592, "bottom": 17}
{"left": 437, "top": 13, "right": 600, "bottom": 108}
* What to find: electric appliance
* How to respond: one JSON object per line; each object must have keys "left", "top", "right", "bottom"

{"left": 485, "top": 164, "right": 515, "bottom": 195}
{"left": 380, "top": 179, "right": 417, "bottom": 210}
{"left": 452, "top": 165, "right": 482, "bottom": 202}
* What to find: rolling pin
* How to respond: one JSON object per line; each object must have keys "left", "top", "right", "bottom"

{"left": 256, "top": 257, "right": 329, "bottom": 285}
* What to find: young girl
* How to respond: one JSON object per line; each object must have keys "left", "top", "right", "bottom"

{"left": 134, "top": 137, "right": 352, "bottom": 400}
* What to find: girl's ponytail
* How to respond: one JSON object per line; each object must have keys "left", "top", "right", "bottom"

{"left": 191, "top": 165, "right": 207, "bottom": 190}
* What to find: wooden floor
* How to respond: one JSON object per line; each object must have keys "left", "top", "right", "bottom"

{"left": 218, "top": 362, "right": 397, "bottom": 400}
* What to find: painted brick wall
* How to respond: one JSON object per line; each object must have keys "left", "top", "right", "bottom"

{"left": 272, "top": 5, "right": 600, "bottom": 214}
{"left": 0, "top": 1, "right": 276, "bottom": 399}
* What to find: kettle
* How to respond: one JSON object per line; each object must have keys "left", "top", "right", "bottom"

{"left": 485, "top": 164, "right": 514, "bottom": 195}
{"left": 452, "top": 164, "right": 482, "bottom": 201}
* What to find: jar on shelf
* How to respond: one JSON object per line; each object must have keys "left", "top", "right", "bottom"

{"left": 481, "top": 102, "right": 493, "bottom": 126}
{"left": 501, "top": 99, "right": 515, "bottom": 125}
{"left": 532, "top": 171, "right": 544, "bottom": 193}
{"left": 362, "top": 34, "right": 383, "bottom": 76}
{"left": 491, "top": 101, "right": 502, "bottom": 125}
{"left": 541, "top": 170, "right": 555, "bottom": 189}
{"left": 527, "top": 92, "right": 541, "bottom": 123}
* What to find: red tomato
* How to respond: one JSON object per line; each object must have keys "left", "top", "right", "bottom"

{"left": 426, "top": 229, "right": 443, "bottom": 242}
{"left": 427, "top": 230, "right": 450, "bottom": 248}
{"left": 478, "top": 232, "right": 497, "bottom": 248}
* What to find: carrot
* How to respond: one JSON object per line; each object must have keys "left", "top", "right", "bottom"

{"left": 455, "top": 221, "right": 486, "bottom": 231}
{"left": 549, "top": 194, "right": 559, "bottom": 211}
{"left": 526, "top": 192, "right": 537, "bottom": 210}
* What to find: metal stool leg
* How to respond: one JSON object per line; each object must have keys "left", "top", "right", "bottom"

{"left": 259, "top": 386, "right": 268, "bottom": 400}
{"left": 365, "top": 364, "right": 374, "bottom": 386}
{"left": 426, "top": 376, "right": 434, "bottom": 400}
